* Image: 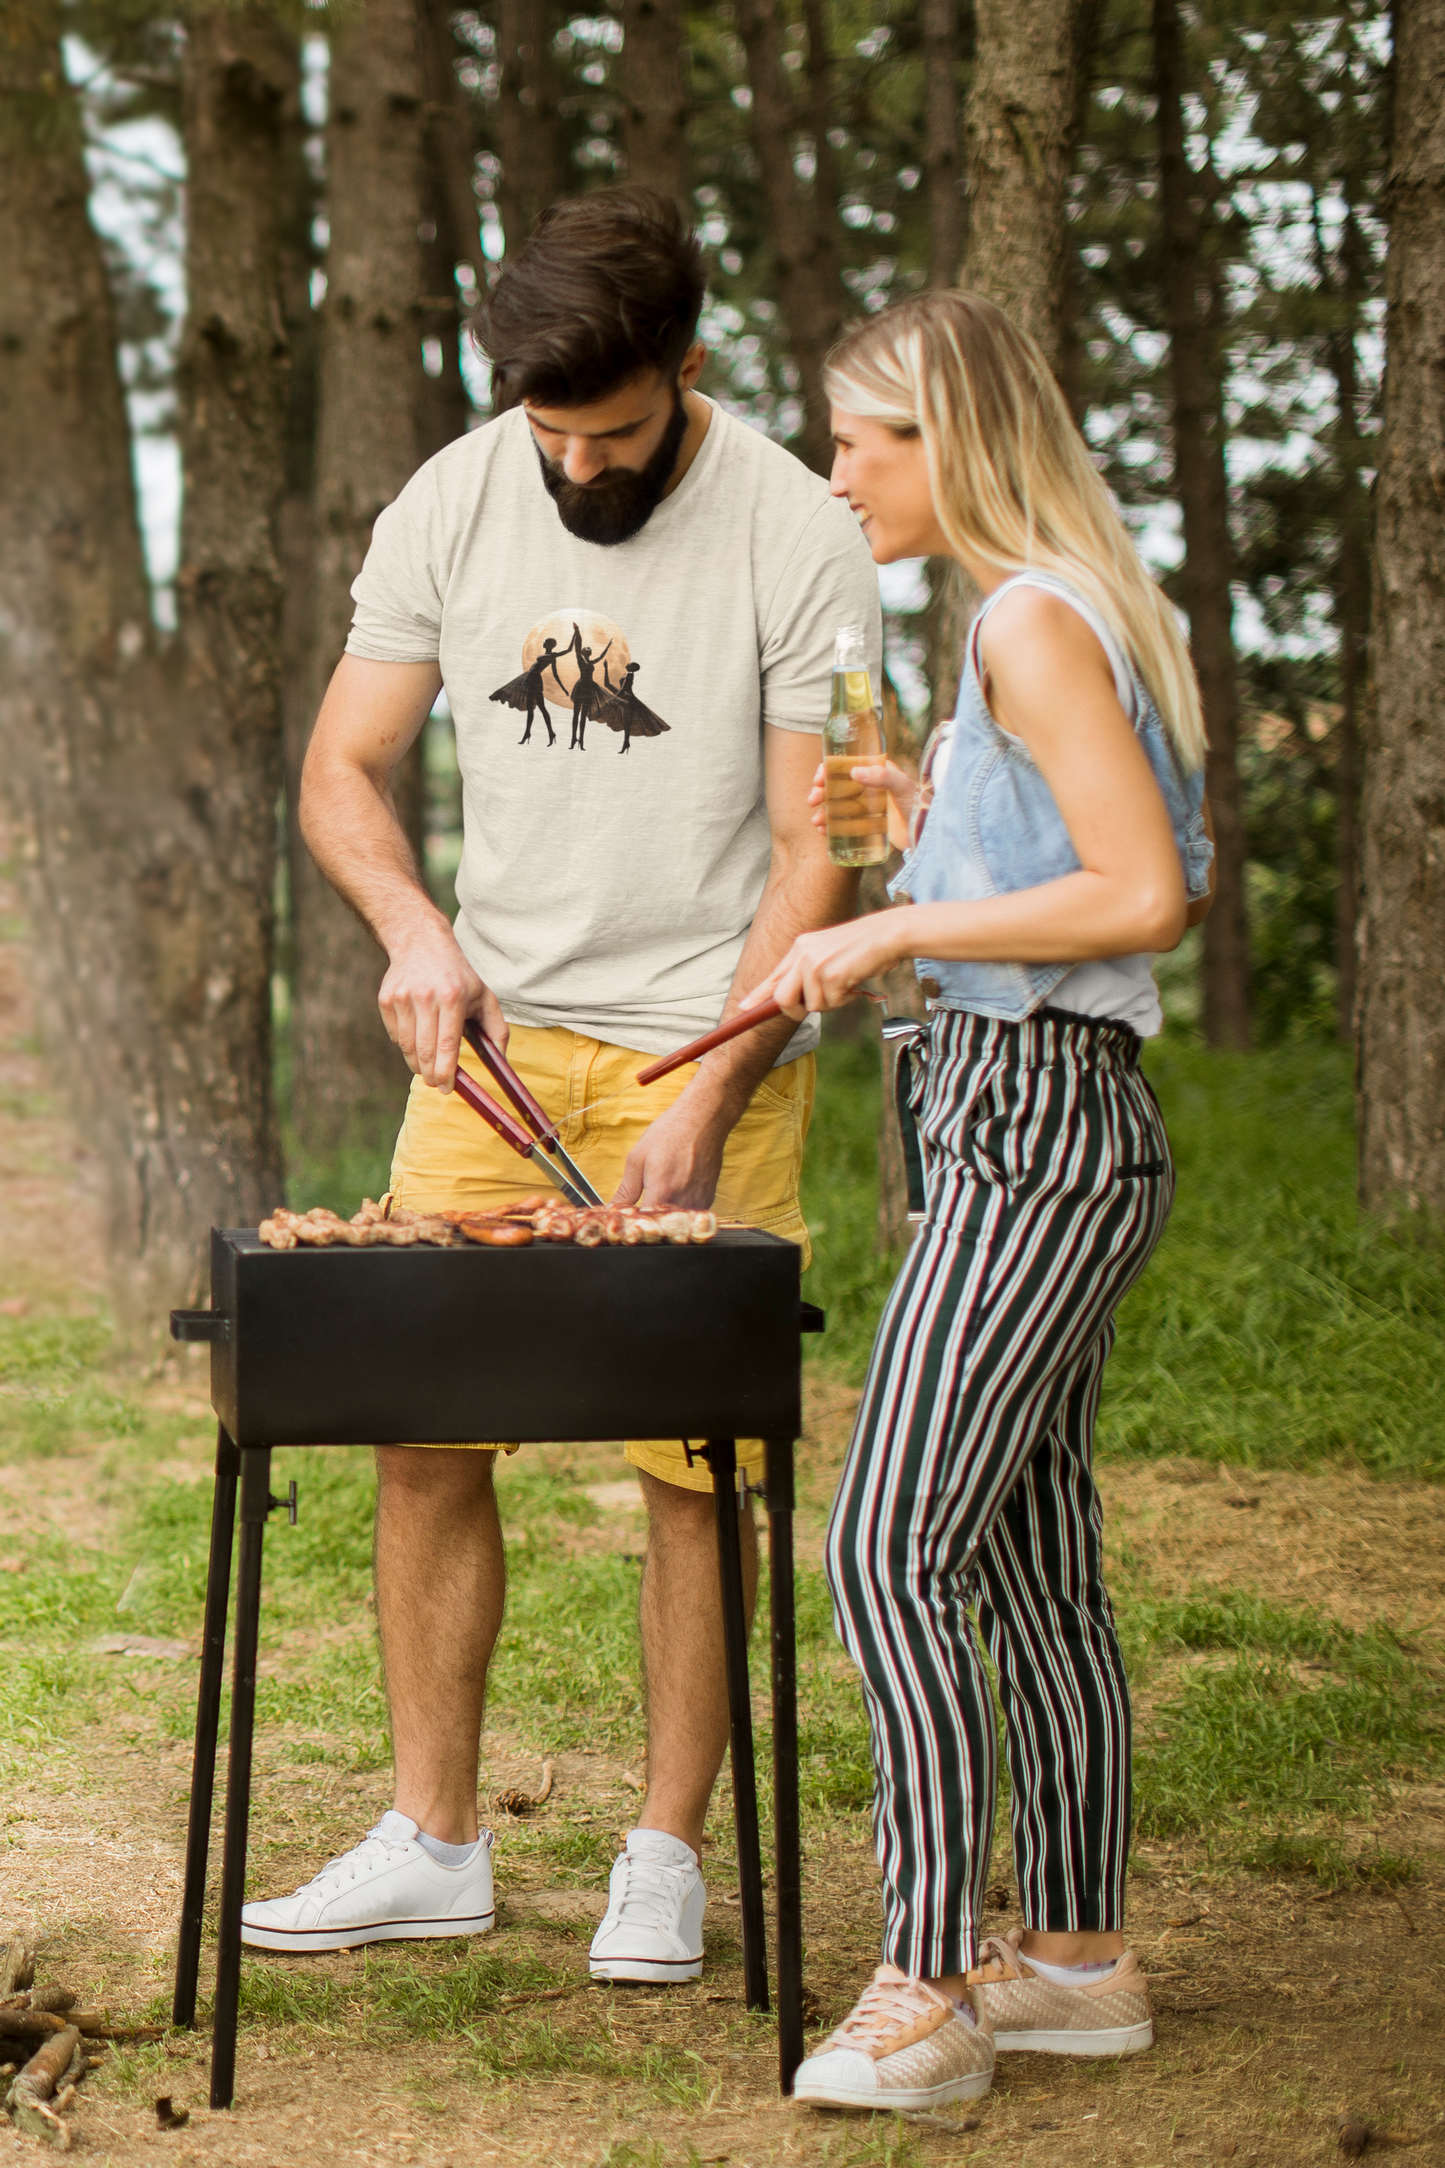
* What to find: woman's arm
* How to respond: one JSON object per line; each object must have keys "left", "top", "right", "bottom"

{"left": 748, "top": 589, "right": 1191, "bottom": 1016}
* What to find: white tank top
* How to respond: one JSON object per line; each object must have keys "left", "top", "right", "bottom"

{"left": 972, "top": 574, "right": 1163, "bottom": 1040}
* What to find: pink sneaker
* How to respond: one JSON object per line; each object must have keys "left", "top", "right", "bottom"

{"left": 793, "top": 1965, "right": 995, "bottom": 2112}
{"left": 968, "top": 1934, "right": 1153, "bottom": 2055}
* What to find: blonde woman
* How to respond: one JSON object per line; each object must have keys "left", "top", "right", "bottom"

{"left": 744, "top": 292, "right": 1214, "bottom": 2114}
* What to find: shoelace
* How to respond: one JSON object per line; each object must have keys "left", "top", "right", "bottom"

{"left": 967, "top": 1936, "right": 1026, "bottom": 1985}
{"left": 828, "top": 1971, "right": 951, "bottom": 2054}
{"left": 611, "top": 1858, "right": 687, "bottom": 1929}
{"left": 291, "top": 1831, "right": 414, "bottom": 1899}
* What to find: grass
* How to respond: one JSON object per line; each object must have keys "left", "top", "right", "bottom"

{"left": 804, "top": 1032, "right": 1445, "bottom": 1481}
{"left": 2, "top": 1036, "right": 1444, "bottom": 2078}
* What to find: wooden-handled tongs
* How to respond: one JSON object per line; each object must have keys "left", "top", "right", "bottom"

{"left": 451, "top": 1021, "right": 604, "bottom": 1210}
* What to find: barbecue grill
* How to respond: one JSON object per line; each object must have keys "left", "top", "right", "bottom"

{"left": 170, "top": 1226, "right": 821, "bottom": 2108}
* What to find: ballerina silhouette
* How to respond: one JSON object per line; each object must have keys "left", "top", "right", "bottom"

{"left": 489, "top": 637, "right": 568, "bottom": 745}
{"left": 597, "top": 660, "right": 670, "bottom": 755}
{"left": 565, "top": 623, "right": 613, "bottom": 751}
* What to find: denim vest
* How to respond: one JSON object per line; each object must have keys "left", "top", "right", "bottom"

{"left": 890, "top": 572, "right": 1213, "bottom": 1022}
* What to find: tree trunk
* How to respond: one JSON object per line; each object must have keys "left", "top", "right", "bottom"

{"left": 734, "top": 0, "right": 847, "bottom": 473}
{"left": 1356, "top": 0, "right": 1445, "bottom": 1217}
{"left": 802, "top": 0, "right": 844, "bottom": 299}
{"left": 289, "top": 0, "right": 433, "bottom": 1168}
{"left": 918, "top": 0, "right": 966, "bottom": 738}
{"left": 419, "top": 0, "right": 489, "bottom": 307}
{"left": 619, "top": 0, "right": 689, "bottom": 201}
{"left": 1152, "top": 0, "right": 1251, "bottom": 1049}
{"left": 922, "top": 0, "right": 963, "bottom": 292}
{"left": 0, "top": 5, "right": 290, "bottom": 1328}
{"left": 277, "top": 35, "right": 324, "bottom": 1090}
{"left": 1326, "top": 201, "right": 1372, "bottom": 1047}
{"left": 495, "top": 0, "right": 565, "bottom": 256}
{"left": 961, "top": 0, "right": 1087, "bottom": 370}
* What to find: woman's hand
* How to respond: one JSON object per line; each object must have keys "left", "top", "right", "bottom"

{"left": 741, "top": 911, "right": 916, "bottom": 1019}
{"left": 808, "top": 758, "right": 918, "bottom": 850}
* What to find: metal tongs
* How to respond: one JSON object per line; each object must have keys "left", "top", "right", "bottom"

{"left": 451, "top": 1021, "right": 604, "bottom": 1210}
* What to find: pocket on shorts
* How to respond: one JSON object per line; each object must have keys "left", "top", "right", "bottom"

{"left": 714, "top": 1054, "right": 814, "bottom": 1232}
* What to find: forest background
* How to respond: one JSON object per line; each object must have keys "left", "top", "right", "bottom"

{"left": 1, "top": 0, "right": 1443, "bottom": 1326}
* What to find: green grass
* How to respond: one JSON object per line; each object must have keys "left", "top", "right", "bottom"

{"left": 1130, "top": 1611, "right": 1442, "bottom": 1841}
{"left": 2, "top": 1036, "right": 1444, "bottom": 2070}
{"left": 804, "top": 1033, "right": 1445, "bottom": 1481}
{"left": 1102, "top": 1043, "right": 1445, "bottom": 1478}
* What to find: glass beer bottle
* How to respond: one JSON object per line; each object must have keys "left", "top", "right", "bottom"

{"left": 823, "top": 624, "right": 888, "bottom": 868}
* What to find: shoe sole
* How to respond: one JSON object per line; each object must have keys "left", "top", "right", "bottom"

{"left": 589, "top": 1957, "right": 703, "bottom": 1983}
{"left": 795, "top": 2068, "right": 994, "bottom": 2111}
{"left": 240, "top": 1911, "right": 495, "bottom": 1953}
{"left": 994, "top": 2021, "right": 1153, "bottom": 2056}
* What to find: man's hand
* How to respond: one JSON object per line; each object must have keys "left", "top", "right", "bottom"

{"left": 378, "top": 917, "right": 509, "bottom": 1091}
{"left": 611, "top": 1085, "right": 735, "bottom": 1210}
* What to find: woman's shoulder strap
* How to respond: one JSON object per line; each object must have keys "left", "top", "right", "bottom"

{"left": 971, "top": 570, "right": 1138, "bottom": 722}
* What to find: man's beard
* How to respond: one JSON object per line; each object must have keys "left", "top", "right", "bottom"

{"left": 536, "top": 393, "right": 690, "bottom": 546}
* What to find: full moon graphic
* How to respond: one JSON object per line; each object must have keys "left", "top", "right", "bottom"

{"left": 522, "top": 609, "right": 631, "bottom": 711}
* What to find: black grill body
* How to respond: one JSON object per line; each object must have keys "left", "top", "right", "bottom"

{"left": 207, "top": 1227, "right": 803, "bottom": 1444}
{"left": 171, "top": 1227, "right": 816, "bottom": 2114}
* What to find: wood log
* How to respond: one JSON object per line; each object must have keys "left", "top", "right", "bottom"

{"left": 0, "top": 1936, "right": 35, "bottom": 1999}
{"left": 0, "top": 2009, "right": 153, "bottom": 2043}
{"left": 0, "top": 2010, "right": 64, "bottom": 2040}
{"left": 29, "top": 1988, "right": 76, "bottom": 2017}
{"left": 5, "top": 2024, "right": 80, "bottom": 2147}
{"left": 6, "top": 2024, "right": 75, "bottom": 2092}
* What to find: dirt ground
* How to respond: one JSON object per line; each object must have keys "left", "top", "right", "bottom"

{"left": 2, "top": 866, "right": 1444, "bottom": 2168}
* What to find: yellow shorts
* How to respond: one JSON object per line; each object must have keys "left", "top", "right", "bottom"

{"left": 388, "top": 1023, "right": 815, "bottom": 1492}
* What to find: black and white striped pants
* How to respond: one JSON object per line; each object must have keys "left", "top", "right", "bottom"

{"left": 825, "top": 1006, "right": 1173, "bottom": 1979}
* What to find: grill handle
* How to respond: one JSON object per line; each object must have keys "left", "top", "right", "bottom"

{"left": 171, "top": 1310, "right": 231, "bottom": 1344}
{"left": 798, "top": 1302, "right": 825, "bottom": 1335}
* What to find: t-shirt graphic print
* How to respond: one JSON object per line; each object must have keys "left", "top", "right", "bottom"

{"left": 490, "top": 612, "right": 671, "bottom": 755}
{"left": 346, "top": 398, "right": 880, "bottom": 1057}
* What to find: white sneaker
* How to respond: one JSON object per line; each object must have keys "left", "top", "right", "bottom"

{"left": 588, "top": 1828, "right": 706, "bottom": 1982}
{"left": 794, "top": 1967, "right": 995, "bottom": 2112}
{"left": 240, "top": 1812, "right": 495, "bottom": 1952}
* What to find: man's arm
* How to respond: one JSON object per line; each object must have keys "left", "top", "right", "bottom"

{"left": 300, "top": 653, "right": 508, "bottom": 1086}
{"left": 611, "top": 728, "right": 857, "bottom": 1209}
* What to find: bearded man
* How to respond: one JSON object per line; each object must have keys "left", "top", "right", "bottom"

{"left": 241, "top": 188, "right": 879, "bottom": 1986}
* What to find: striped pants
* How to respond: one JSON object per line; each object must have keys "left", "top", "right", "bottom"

{"left": 825, "top": 1007, "right": 1173, "bottom": 1978}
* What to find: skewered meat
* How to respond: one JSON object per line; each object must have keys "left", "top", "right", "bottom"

{"left": 258, "top": 1202, "right": 463, "bottom": 1250}
{"left": 524, "top": 1203, "right": 717, "bottom": 1246}
{"left": 257, "top": 1197, "right": 721, "bottom": 1251}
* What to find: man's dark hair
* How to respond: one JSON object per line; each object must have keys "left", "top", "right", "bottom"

{"left": 477, "top": 188, "right": 706, "bottom": 412}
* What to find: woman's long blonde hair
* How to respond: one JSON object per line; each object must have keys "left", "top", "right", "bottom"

{"left": 824, "top": 292, "right": 1207, "bottom": 771}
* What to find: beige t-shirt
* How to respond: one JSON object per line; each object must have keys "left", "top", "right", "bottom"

{"left": 346, "top": 399, "right": 881, "bottom": 1057}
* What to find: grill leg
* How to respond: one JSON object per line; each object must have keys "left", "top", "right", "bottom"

{"left": 172, "top": 1425, "right": 241, "bottom": 2030}
{"left": 708, "top": 1439, "right": 768, "bottom": 2013}
{"left": 767, "top": 1436, "right": 803, "bottom": 2094}
{"left": 210, "top": 1445, "right": 270, "bottom": 2110}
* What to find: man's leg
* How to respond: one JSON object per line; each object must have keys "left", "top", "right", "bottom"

{"left": 588, "top": 1467, "right": 759, "bottom": 1984}
{"left": 374, "top": 1446, "right": 506, "bottom": 1845}
{"left": 635, "top": 1469, "right": 758, "bottom": 1854}
{"left": 238, "top": 1441, "right": 504, "bottom": 1951}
